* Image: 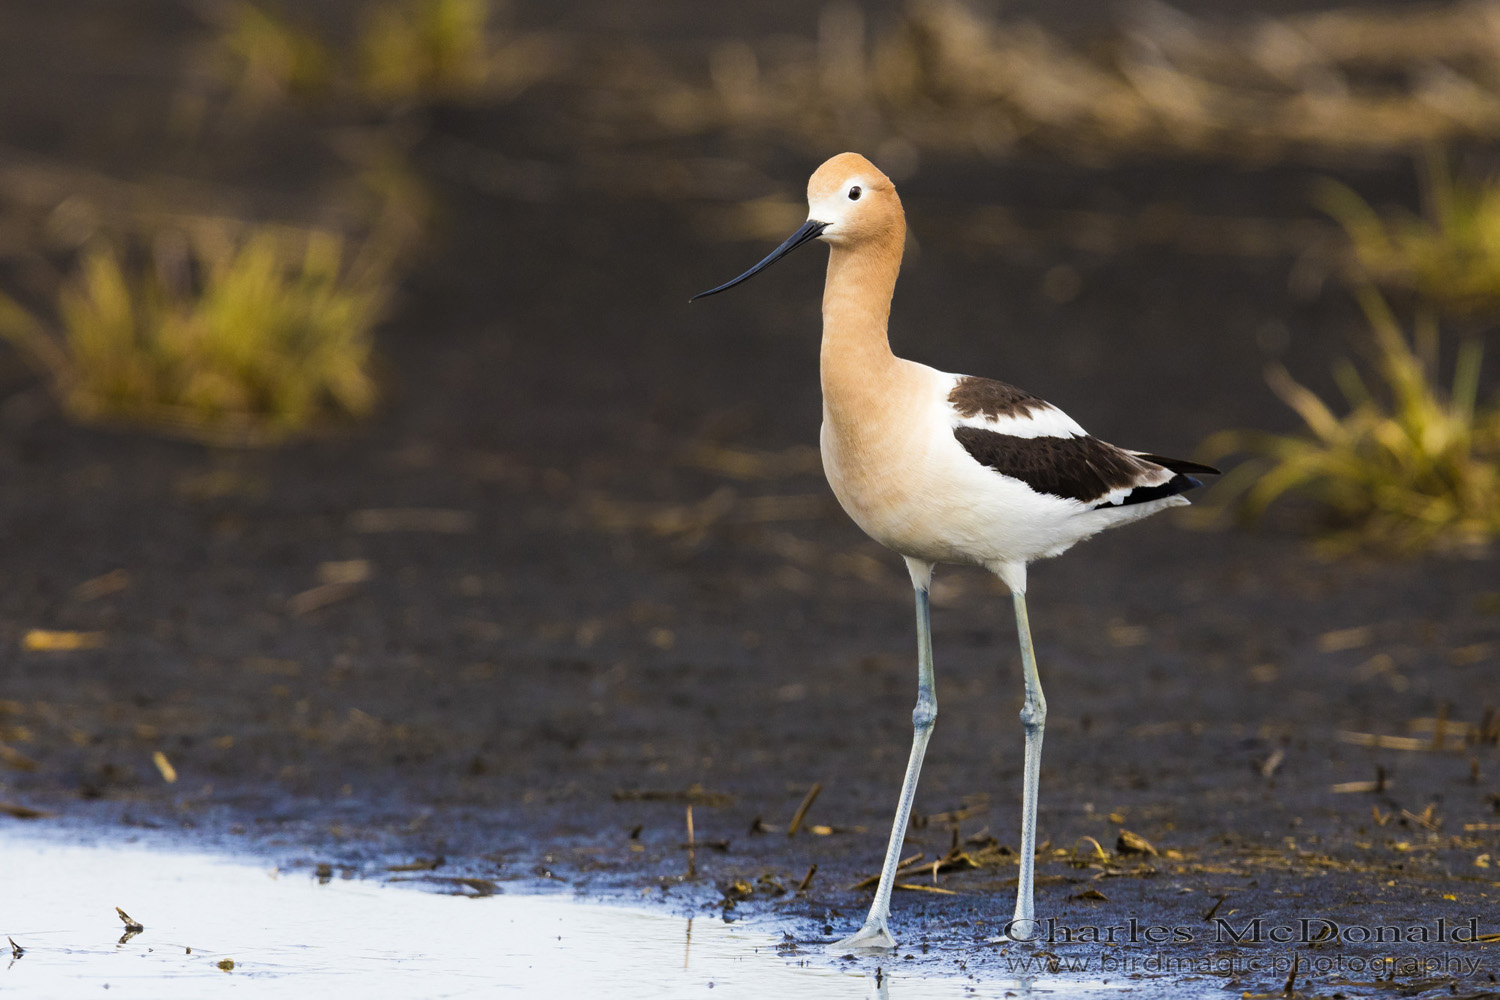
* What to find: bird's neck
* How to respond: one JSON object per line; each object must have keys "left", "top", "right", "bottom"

{"left": 819, "top": 235, "right": 904, "bottom": 420}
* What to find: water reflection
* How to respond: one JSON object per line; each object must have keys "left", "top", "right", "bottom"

{"left": 0, "top": 834, "right": 1129, "bottom": 999}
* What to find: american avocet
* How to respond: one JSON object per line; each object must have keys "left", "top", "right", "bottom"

{"left": 692, "top": 153, "right": 1216, "bottom": 949}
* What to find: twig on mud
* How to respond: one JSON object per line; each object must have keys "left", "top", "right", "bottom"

{"left": 851, "top": 832, "right": 1025, "bottom": 891}
{"left": 387, "top": 875, "right": 497, "bottom": 896}
{"left": 612, "top": 785, "right": 733, "bottom": 807}
{"left": 796, "top": 864, "right": 817, "bottom": 892}
{"left": 894, "top": 883, "right": 957, "bottom": 895}
{"left": 1340, "top": 730, "right": 1458, "bottom": 752}
{"left": 74, "top": 569, "right": 130, "bottom": 602}
{"left": 1400, "top": 803, "right": 1441, "bottom": 830}
{"left": 1259, "top": 747, "right": 1285, "bottom": 779}
{"left": 287, "top": 582, "right": 360, "bottom": 616}
{"left": 852, "top": 852, "right": 925, "bottom": 890}
{"left": 151, "top": 750, "right": 178, "bottom": 784}
{"left": 1332, "top": 764, "right": 1390, "bottom": 794}
{"left": 916, "top": 794, "right": 990, "bottom": 828}
{"left": 685, "top": 805, "right": 696, "bottom": 878}
{"left": 115, "top": 906, "right": 144, "bottom": 942}
{"left": 787, "top": 783, "right": 822, "bottom": 837}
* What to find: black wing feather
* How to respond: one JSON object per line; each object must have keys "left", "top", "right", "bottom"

{"left": 1131, "top": 453, "right": 1220, "bottom": 476}
{"left": 952, "top": 428, "right": 1215, "bottom": 506}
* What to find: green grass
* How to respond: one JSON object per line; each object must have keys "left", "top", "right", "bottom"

{"left": 1205, "top": 288, "right": 1499, "bottom": 554}
{"left": 1319, "top": 152, "right": 1500, "bottom": 320}
{"left": 0, "top": 226, "right": 386, "bottom": 445}
{"left": 359, "top": 0, "right": 492, "bottom": 103}
{"left": 212, "top": 2, "right": 332, "bottom": 111}
{"left": 206, "top": 0, "right": 511, "bottom": 112}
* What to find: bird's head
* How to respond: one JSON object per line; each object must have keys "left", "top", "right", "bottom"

{"left": 805, "top": 152, "right": 902, "bottom": 248}
{"left": 691, "top": 152, "right": 903, "bottom": 301}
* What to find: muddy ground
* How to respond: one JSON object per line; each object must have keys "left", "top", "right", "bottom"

{"left": 1, "top": 2, "right": 1499, "bottom": 996}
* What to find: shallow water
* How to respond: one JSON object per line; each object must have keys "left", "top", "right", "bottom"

{"left": 0, "top": 834, "right": 1151, "bottom": 999}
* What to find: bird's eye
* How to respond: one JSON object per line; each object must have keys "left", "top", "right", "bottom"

{"left": 848, "top": 185, "right": 862, "bottom": 201}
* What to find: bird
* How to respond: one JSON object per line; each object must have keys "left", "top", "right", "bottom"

{"left": 690, "top": 152, "right": 1216, "bottom": 949}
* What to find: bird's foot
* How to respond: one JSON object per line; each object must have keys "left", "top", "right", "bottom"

{"left": 829, "top": 917, "right": 897, "bottom": 952}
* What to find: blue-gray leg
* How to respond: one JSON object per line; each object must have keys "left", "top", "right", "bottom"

{"left": 833, "top": 573, "right": 936, "bottom": 950}
{"left": 1007, "top": 587, "right": 1047, "bottom": 940}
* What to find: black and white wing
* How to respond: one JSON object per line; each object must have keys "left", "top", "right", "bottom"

{"left": 946, "top": 375, "right": 1217, "bottom": 508}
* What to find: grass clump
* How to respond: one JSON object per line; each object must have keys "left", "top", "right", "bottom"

{"left": 0, "top": 226, "right": 385, "bottom": 445}
{"left": 212, "top": 2, "right": 333, "bottom": 112}
{"left": 1319, "top": 154, "right": 1500, "bottom": 320}
{"left": 1205, "top": 289, "right": 1498, "bottom": 555}
{"left": 199, "top": 0, "right": 562, "bottom": 114}
{"left": 358, "top": 0, "right": 491, "bottom": 102}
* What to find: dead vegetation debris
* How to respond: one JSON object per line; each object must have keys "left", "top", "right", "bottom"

{"left": 612, "top": 785, "right": 733, "bottom": 807}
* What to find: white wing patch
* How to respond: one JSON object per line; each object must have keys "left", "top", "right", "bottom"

{"left": 1091, "top": 460, "right": 1176, "bottom": 508}
{"left": 944, "top": 374, "right": 1086, "bottom": 440}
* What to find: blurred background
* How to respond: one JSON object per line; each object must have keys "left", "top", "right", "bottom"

{"left": 0, "top": 0, "right": 1497, "bottom": 955}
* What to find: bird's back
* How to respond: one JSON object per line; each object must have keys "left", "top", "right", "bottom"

{"left": 820, "top": 362, "right": 1207, "bottom": 570}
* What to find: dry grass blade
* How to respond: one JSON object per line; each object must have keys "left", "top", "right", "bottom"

{"left": 1317, "top": 625, "right": 1374, "bottom": 653}
{"left": 786, "top": 783, "right": 822, "bottom": 837}
{"left": 115, "top": 907, "right": 144, "bottom": 932}
{"left": 21, "top": 630, "right": 105, "bottom": 652}
{"left": 1260, "top": 747, "right": 1286, "bottom": 779}
{"left": 348, "top": 508, "right": 474, "bottom": 533}
{"left": 1344, "top": 728, "right": 1446, "bottom": 749}
{"left": 851, "top": 833, "right": 1021, "bottom": 891}
{"left": 0, "top": 744, "right": 40, "bottom": 772}
{"left": 852, "top": 852, "right": 925, "bottom": 891}
{"left": 611, "top": 785, "right": 734, "bottom": 808}
{"left": 73, "top": 569, "right": 130, "bottom": 602}
{"left": 1072, "top": 836, "right": 1110, "bottom": 864}
{"left": 151, "top": 750, "right": 178, "bottom": 784}
{"left": 288, "top": 583, "right": 360, "bottom": 616}
{"left": 1117, "top": 830, "right": 1159, "bottom": 856}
